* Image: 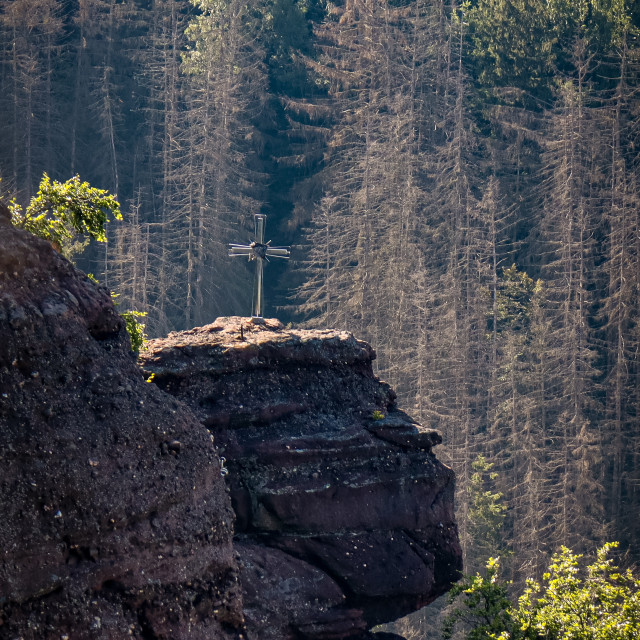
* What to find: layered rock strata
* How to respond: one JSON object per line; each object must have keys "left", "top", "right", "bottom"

{"left": 141, "top": 318, "right": 462, "bottom": 640}
{"left": 0, "top": 217, "right": 243, "bottom": 639}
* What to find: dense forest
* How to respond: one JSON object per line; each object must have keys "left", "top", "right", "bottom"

{"left": 2, "top": 0, "right": 640, "bottom": 606}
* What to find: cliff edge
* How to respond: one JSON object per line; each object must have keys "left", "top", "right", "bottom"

{"left": 141, "top": 317, "right": 462, "bottom": 640}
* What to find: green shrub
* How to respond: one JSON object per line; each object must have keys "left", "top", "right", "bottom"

{"left": 10, "top": 173, "right": 121, "bottom": 258}
{"left": 120, "top": 310, "right": 148, "bottom": 355}
{"left": 444, "top": 543, "right": 640, "bottom": 640}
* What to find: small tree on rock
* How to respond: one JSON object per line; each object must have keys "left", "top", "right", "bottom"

{"left": 10, "top": 173, "right": 121, "bottom": 258}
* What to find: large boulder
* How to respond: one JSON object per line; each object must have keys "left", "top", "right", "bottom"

{"left": 141, "top": 317, "right": 462, "bottom": 640}
{"left": 0, "top": 216, "right": 243, "bottom": 639}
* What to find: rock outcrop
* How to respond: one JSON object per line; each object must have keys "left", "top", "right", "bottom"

{"left": 0, "top": 217, "right": 243, "bottom": 639}
{"left": 141, "top": 318, "right": 462, "bottom": 640}
{"left": 0, "top": 202, "right": 461, "bottom": 640}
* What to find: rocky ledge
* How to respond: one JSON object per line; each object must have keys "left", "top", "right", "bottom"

{"left": 141, "top": 318, "right": 462, "bottom": 640}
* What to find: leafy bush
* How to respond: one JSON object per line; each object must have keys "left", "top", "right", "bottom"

{"left": 444, "top": 543, "right": 640, "bottom": 640}
{"left": 511, "top": 543, "right": 640, "bottom": 640}
{"left": 10, "top": 173, "right": 121, "bottom": 258}
{"left": 10, "top": 173, "right": 145, "bottom": 353}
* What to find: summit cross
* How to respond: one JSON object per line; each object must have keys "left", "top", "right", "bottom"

{"left": 228, "top": 214, "right": 290, "bottom": 322}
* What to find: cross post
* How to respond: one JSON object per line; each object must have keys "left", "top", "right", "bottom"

{"left": 228, "top": 214, "right": 290, "bottom": 322}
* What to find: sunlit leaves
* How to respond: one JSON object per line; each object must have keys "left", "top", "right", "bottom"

{"left": 465, "top": 0, "right": 555, "bottom": 93}
{"left": 445, "top": 544, "right": 640, "bottom": 640}
{"left": 10, "top": 173, "right": 121, "bottom": 258}
{"left": 513, "top": 543, "right": 640, "bottom": 640}
{"left": 466, "top": 0, "right": 637, "bottom": 96}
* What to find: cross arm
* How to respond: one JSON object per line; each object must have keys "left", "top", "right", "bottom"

{"left": 265, "top": 247, "right": 291, "bottom": 258}
{"left": 229, "top": 244, "right": 253, "bottom": 257}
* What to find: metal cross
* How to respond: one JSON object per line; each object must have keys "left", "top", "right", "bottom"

{"left": 228, "top": 214, "right": 290, "bottom": 322}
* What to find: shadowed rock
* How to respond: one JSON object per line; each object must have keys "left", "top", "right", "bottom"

{"left": 0, "top": 219, "right": 243, "bottom": 639}
{"left": 142, "top": 317, "right": 462, "bottom": 640}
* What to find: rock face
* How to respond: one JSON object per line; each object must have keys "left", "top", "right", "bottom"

{"left": 0, "top": 203, "right": 461, "bottom": 640}
{"left": 0, "top": 218, "right": 243, "bottom": 639}
{"left": 141, "top": 318, "right": 462, "bottom": 640}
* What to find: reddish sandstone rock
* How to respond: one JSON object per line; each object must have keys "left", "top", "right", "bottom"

{"left": 0, "top": 218, "right": 243, "bottom": 640}
{"left": 141, "top": 317, "right": 462, "bottom": 640}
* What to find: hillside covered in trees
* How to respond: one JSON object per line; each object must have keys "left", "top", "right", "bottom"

{"left": 2, "top": 0, "right": 640, "bottom": 596}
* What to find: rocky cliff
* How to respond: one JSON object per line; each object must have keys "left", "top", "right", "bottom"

{"left": 0, "top": 211, "right": 243, "bottom": 639}
{"left": 0, "top": 204, "right": 461, "bottom": 640}
{"left": 141, "top": 318, "right": 462, "bottom": 640}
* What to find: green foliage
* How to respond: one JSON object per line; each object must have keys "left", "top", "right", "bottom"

{"left": 443, "top": 557, "right": 513, "bottom": 640}
{"left": 9, "top": 173, "right": 121, "bottom": 258}
{"left": 466, "top": 0, "right": 636, "bottom": 97}
{"left": 121, "top": 310, "right": 148, "bottom": 355}
{"left": 468, "top": 456, "right": 507, "bottom": 568}
{"left": 510, "top": 543, "right": 640, "bottom": 640}
{"left": 444, "top": 544, "right": 640, "bottom": 640}
{"left": 465, "top": 0, "right": 555, "bottom": 95}
{"left": 262, "top": 0, "right": 313, "bottom": 90}
{"left": 372, "top": 409, "right": 385, "bottom": 420}
{"left": 491, "top": 265, "right": 542, "bottom": 334}
{"left": 183, "top": 0, "right": 321, "bottom": 91}
{"left": 183, "top": 0, "right": 233, "bottom": 74}
{"left": 9, "top": 175, "right": 144, "bottom": 353}
{"left": 9, "top": 174, "right": 144, "bottom": 352}
{"left": 111, "top": 293, "right": 147, "bottom": 354}
{"left": 547, "top": 0, "right": 633, "bottom": 53}
{"left": 264, "top": 0, "right": 310, "bottom": 56}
